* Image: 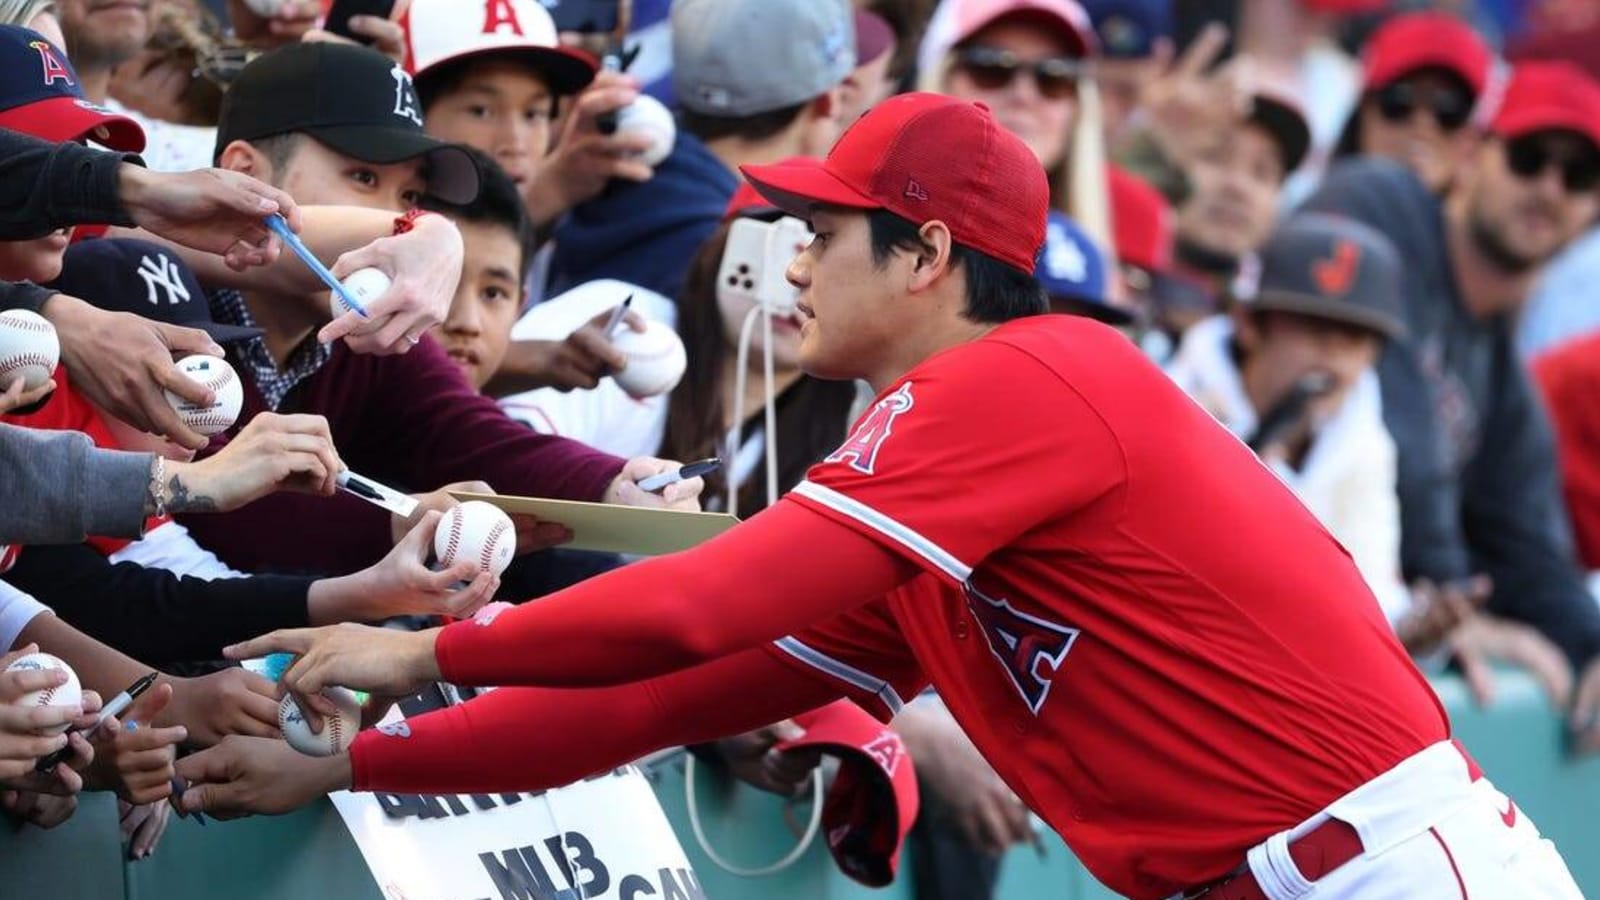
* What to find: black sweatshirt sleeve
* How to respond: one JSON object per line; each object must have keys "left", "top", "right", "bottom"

{"left": 1463, "top": 344, "right": 1600, "bottom": 667}
{"left": 4, "top": 543, "right": 313, "bottom": 666}
{"left": 0, "top": 129, "right": 140, "bottom": 240}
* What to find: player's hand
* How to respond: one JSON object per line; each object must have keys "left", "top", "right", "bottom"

{"left": 320, "top": 212, "right": 465, "bottom": 355}
{"left": 486, "top": 307, "right": 644, "bottom": 396}
{"left": 0, "top": 646, "right": 87, "bottom": 780}
{"left": 320, "top": 511, "right": 500, "bottom": 624}
{"left": 1567, "top": 656, "right": 1600, "bottom": 754}
{"left": 119, "top": 164, "right": 301, "bottom": 270}
{"left": 393, "top": 481, "right": 572, "bottom": 556}
{"left": 1, "top": 789, "right": 77, "bottom": 829}
{"left": 1448, "top": 614, "right": 1574, "bottom": 709}
{"left": 0, "top": 374, "right": 54, "bottom": 414}
{"left": 171, "top": 413, "right": 343, "bottom": 511}
{"left": 228, "top": 0, "right": 321, "bottom": 47}
{"left": 525, "top": 72, "right": 656, "bottom": 227}
{"left": 40, "top": 293, "right": 222, "bottom": 451}
{"left": 177, "top": 734, "right": 353, "bottom": 820}
{"left": 119, "top": 798, "right": 171, "bottom": 860}
{"left": 603, "top": 457, "right": 704, "bottom": 511}
{"left": 1397, "top": 576, "right": 1490, "bottom": 654}
{"left": 163, "top": 669, "right": 281, "bottom": 747}
{"left": 85, "top": 684, "right": 185, "bottom": 805}
{"left": 708, "top": 721, "right": 821, "bottom": 797}
{"left": 896, "top": 702, "right": 1033, "bottom": 857}
{"left": 224, "top": 624, "right": 443, "bottom": 716}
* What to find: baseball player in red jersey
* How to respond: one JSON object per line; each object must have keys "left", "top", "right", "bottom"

{"left": 179, "top": 93, "right": 1581, "bottom": 900}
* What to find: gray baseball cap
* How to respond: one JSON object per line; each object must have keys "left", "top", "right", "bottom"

{"left": 1246, "top": 213, "right": 1406, "bottom": 340}
{"left": 672, "top": 0, "right": 856, "bottom": 117}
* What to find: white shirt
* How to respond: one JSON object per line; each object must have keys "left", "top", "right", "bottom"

{"left": 104, "top": 99, "right": 218, "bottom": 174}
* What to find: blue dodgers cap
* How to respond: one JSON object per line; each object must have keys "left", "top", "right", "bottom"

{"left": 1036, "top": 212, "right": 1132, "bottom": 325}
{"left": 1078, "top": 0, "right": 1172, "bottom": 59}
{"left": 0, "top": 26, "right": 144, "bottom": 151}
{"left": 672, "top": 0, "right": 855, "bottom": 117}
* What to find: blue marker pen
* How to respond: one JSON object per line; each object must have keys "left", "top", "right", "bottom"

{"left": 263, "top": 214, "right": 369, "bottom": 318}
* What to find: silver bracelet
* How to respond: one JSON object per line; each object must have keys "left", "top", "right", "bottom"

{"left": 150, "top": 455, "right": 167, "bottom": 519}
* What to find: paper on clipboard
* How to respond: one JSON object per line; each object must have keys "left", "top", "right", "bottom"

{"left": 447, "top": 492, "right": 740, "bottom": 556}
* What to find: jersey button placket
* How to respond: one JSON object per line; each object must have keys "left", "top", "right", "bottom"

{"left": 954, "top": 619, "right": 970, "bottom": 639}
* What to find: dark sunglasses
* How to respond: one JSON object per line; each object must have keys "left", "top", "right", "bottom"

{"left": 1505, "top": 136, "right": 1600, "bottom": 193}
{"left": 1373, "top": 81, "right": 1474, "bottom": 132}
{"left": 953, "top": 46, "right": 1085, "bottom": 100}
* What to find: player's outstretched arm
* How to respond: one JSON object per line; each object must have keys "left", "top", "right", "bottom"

{"left": 226, "top": 501, "right": 917, "bottom": 699}
{"left": 177, "top": 647, "right": 844, "bottom": 816}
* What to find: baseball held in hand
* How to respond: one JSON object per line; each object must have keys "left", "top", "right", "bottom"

{"left": 434, "top": 500, "right": 516, "bottom": 577}
{"left": 5, "top": 652, "right": 81, "bottom": 736}
{"left": 611, "top": 320, "right": 686, "bottom": 399}
{"left": 334, "top": 267, "right": 392, "bottom": 318}
{"left": 0, "top": 309, "right": 59, "bottom": 391}
{"left": 240, "top": 0, "right": 285, "bottom": 15}
{"left": 164, "top": 355, "right": 243, "bottom": 436}
{"left": 614, "top": 94, "right": 676, "bottom": 168}
{"left": 279, "top": 687, "right": 362, "bottom": 757}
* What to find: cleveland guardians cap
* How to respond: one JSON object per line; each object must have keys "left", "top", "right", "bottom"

{"left": 404, "top": 0, "right": 596, "bottom": 95}
{"left": 0, "top": 26, "right": 143, "bottom": 151}
{"left": 672, "top": 0, "right": 855, "bottom": 117}
{"left": 51, "top": 239, "right": 262, "bottom": 344}
{"left": 1246, "top": 213, "right": 1405, "bottom": 340}
{"left": 742, "top": 92, "right": 1049, "bottom": 273}
{"left": 215, "top": 42, "right": 481, "bottom": 203}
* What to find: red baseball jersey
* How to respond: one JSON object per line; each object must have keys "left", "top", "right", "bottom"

{"left": 766, "top": 315, "right": 1449, "bottom": 898}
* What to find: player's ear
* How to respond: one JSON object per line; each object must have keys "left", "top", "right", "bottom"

{"left": 907, "top": 220, "right": 954, "bottom": 293}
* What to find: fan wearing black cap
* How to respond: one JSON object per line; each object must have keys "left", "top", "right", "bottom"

{"left": 172, "top": 41, "right": 699, "bottom": 579}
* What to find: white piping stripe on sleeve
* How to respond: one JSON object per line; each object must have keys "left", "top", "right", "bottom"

{"left": 774, "top": 637, "right": 905, "bottom": 715}
{"left": 792, "top": 480, "right": 973, "bottom": 583}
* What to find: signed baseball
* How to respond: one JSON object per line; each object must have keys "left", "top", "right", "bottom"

{"left": 334, "top": 267, "right": 392, "bottom": 319}
{"left": 279, "top": 687, "right": 362, "bottom": 757}
{"left": 614, "top": 94, "right": 676, "bottom": 168}
{"left": 611, "top": 320, "right": 686, "bottom": 399}
{"left": 0, "top": 309, "right": 59, "bottom": 391}
{"left": 4, "top": 652, "right": 81, "bottom": 735}
{"left": 240, "top": 0, "right": 285, "bottom": 16}
{"left": 434, "top": 500, "right": 516, "bottom": 577}
{"left": 164, "top": 355, "right": 243, "bottom": 436}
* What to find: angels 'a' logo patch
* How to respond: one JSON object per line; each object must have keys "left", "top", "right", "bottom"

{"left": 863, "top": 732, "right": 904, "bottom": 777}
{"left": 965, "top": 582, "right": 1080, "bottom": 715}
{"left": 826, "top": 383, "right": 914, "bottom": 475}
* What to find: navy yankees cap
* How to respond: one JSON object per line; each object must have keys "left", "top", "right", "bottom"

{"left": 50, "top": 239, "right": 262, "bottom": 345}
{"left": 1246, "top": 213, "right": 1405, "bottom": 340}
{"left": 0, "top": 26, "right": 143, "bottom": 151}
{"left": 215, "top": 42, "right": 481, "bottom": 204}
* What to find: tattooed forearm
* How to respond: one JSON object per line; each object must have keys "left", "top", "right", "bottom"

{"left": 163, "top": 473, "right": 218, "bottom": 514}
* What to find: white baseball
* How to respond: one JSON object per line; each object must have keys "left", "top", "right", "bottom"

{"left": 279, "top": 687, "right": 362, "bottom": 757}
{"left": 240, "top": 0, "right": 285, "bottom": 15}
{"left": 334, "top": 267, "right": 392, "bottom": 319}
{"left": 611, "top": 320, "right": 686, "bottom": 399}
{"left": 434, "top": 500, "right": 516, "bottom": 577}
{"left": 4, "top": 652, "right": 81, "bottom": 735}
{"left": 164, "top": 355, "right": 243, "bottom": 437}
{"left": 0, "top": 309, "right": 59, "bottom": 392}
{"left": 614, "top": 95, "right": 677, "bottom": 168}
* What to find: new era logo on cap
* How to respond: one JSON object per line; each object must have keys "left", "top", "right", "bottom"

{"left": 903, "top": 178, "right": 929, "bottom": 201}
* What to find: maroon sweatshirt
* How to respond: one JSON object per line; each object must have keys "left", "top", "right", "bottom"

{"left": 179, "top": 335, "right": 624, "bottom": 576}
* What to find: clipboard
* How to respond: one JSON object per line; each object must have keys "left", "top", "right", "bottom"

{"left": 448, "top": 492, "right": 740, "bottom": 556}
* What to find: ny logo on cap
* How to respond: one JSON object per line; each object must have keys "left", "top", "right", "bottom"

{"left": 903, "top": 178, "right": 929, "bottom": 202}
{"left": 30, "top": 40, "right": 71, "bottom": 87}
{"left": 1312, "top": 240, "right": 1361, "bottom": 297}
{"left": 390, "top": 64, "right": 423, "bottom": 127}
{"left": 138, "top": 254, "right": 191, "bottom": 307}
{"left": 482, "top": 0, "right": 524, "bottom": 35}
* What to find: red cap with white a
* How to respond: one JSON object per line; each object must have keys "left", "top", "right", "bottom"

{"left": 402, "top": 0, "right": 596, "bottom": 95}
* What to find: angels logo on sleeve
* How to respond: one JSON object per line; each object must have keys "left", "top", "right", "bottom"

{"left": 826, "top": 383, "right": 914, "bottom": 475}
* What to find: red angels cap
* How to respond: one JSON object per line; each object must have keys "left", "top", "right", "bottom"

{"left": 947, "top": 0, "right": 1097, "bottom": 58}
{"left": 1493, "top": 60, "right": 1600, "bottom": 150}
{"left": 741, "top": 92, "right": 1050, "bottom": 273}
{"left": 403, "top": 0, "right": 596, "bottom": 95}
{"left": 1361, "top": 12, "right": 1492, "bottom": 97}
{"left": 0, "top": 26, "right": 143, "bottom": 151}
{"left": 1108, "top": 166, "right": 1171, "bottom": 272}
{"left": 724, "top": 158, "right": 822, "bottom": 221}
{"left": 776, "top": 701, "right": 918, "bottom": 887}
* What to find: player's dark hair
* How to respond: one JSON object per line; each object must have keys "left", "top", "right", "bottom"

{"left": 866, "top": 209, "right": 1048, "bottom": 323}
{"left": 678, "top": 101, "right": 809, "bottom": 144}
{"left": 660, "top": 218, "right": 858, "bottom": 516}
{"left": 421, "top": 148, "right": 536, "bottom": 286}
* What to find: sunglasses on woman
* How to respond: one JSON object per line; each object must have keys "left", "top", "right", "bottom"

{"left": 952, "top": 46, "right": 1085, "bottom": 101}
{"left": 1373, "top": 80, "right": 1474, "bottom": 132}
{"left": 1505, "top": 135, "right": 1600, "bottom": 193}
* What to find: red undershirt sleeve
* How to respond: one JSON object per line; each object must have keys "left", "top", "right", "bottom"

{"left": 351, "top": 648, "right": 845, "bottom": 794}
{"left": 434, "top": 500, "right": 919, "bottom": 689}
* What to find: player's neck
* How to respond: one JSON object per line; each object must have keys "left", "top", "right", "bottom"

{"left": 863, "top": 317, "right": 997, "bottom": 394}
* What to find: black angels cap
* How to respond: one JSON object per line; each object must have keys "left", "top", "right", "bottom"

{"left": 214, "top": 42, "right": 481, "bottom": 204}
